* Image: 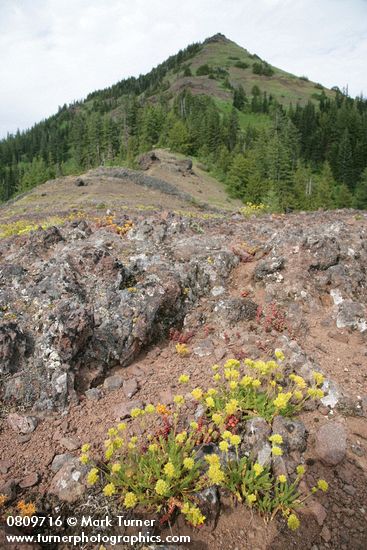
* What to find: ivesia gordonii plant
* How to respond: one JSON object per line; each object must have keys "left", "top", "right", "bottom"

{"left": 81, "top": 351, "right": 328, "bottom": 530}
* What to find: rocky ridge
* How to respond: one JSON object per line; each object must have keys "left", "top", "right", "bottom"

{"left": 0, "top": 206, "right": 367, "bottom": 549}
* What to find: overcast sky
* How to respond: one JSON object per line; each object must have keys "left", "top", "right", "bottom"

{"left": 1, "top": 0, "right": 366, "bottom": 139}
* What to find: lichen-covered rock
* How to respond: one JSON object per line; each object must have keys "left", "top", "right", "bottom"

{"left": 48, "top": 457, "right": 88, "bottom": 503}
{"left": 272, "top": 416, "right": 307, "bottom": 453}
{"left": 254, "top": 257, "right": 284, "bottom": 280}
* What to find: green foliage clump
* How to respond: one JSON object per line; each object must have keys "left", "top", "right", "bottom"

{"left": 234, "top": 61, "right": 249, "bottom": 69}
{"left": 253, "top": 62, "right": 274, "bottom": 76}
{"left": 196, "top": 64, "right": 211, "bottom": 76}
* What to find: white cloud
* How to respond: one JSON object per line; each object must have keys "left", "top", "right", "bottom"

{"left": 0, "top": 0, "right": 366, "bottom": 138}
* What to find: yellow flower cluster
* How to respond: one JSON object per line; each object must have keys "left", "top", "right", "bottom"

{"left": 124, "top": 492, "right": 138, "bottom": 508}
{"left": 287, "top": 513, "right": 300, "bottom": 530}
{"left": 155, "top": 479, "right": 168, "bottom": 496}
{"left": 181, "top": 503, "right": 206, "bottom": 526}
{"left": 176, "top": 343, "right": 190, "bottom": 357}
{"left": 17, "top": 500, "right": 37, "bottom": 517}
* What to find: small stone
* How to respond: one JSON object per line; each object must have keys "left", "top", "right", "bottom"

{"left": 0, "top": 459, "right": 12, "bottom": 474}
{"left": 18, "top": 434, "right": 32, "bottom": 444}
{"left": 103, "top": 374, "right": 124, "bottom": 391}
{"left": 343, "top": 484, "right": 356, "bottom": 496}
{"left": 327, "top": 331, "right": 349, "bottom": 344}
{"left": 0, "top": 479, "right": 17, "bottom": 500}
{"left": 19, "top": 472, "right": 39, "bottom": 488}
{"left": 304, "top": 499, "right": 327, "bottom": 526}
{"left": 113, "top": 400, "right": 143, "bottom": 420}
{"left": 314, "top": 422, "right": 347, "bottom": 465}
{"left": 193, "top": 338, "right": 214, "bottom": 357}
{"left": 214, "top": 347, "right": 226, "bottom": 360}
{"left": 60, "top": 437, "right": 81, "bottom": 451}
{"left": 157, "top": 388, "right": 173, "bottom": 405}
{"left": 320, "top": 525, "right": 331, "bottom": 542}
{"left": 48, "top": 458, "right": 87, "bottom": 503}
{"left": 85, "top": 388, "right": 102, "bottom": 401}
{"left": 123, "top": 378, "right": 139, "bottom": 398}
{"left": 7, "top": 413, "right": 38, "bottom": 434}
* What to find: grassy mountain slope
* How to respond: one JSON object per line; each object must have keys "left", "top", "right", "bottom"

{"left": 164, "top": 33, "right": 335, "bottom": 108}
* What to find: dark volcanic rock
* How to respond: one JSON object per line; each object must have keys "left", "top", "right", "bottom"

{"left": 254, "top": 257, "right": 284, "bottom": 280}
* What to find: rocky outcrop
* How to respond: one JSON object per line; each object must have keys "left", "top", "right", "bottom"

{"left": 0, "top": 216, "right": 239, "bottom": 409}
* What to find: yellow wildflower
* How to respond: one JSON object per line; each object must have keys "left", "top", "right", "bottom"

{"left": 313, "top": 372, "right": 325, "bottom": 386}
{"left": 294, "top": 390, "right": 303, "bottom": 401}
{"left": 208, "top": 465, "right": 225, "bottom": 484}
{"left": 183, "top": 457, "right": 195, "bottom": 470}
{"left": 87, "top": 468, "right": 99, "bottom": 485}
{"left": 155, "top": 479, "right": 168, "bottom": 496}
{"left": 275, "top": 350, "right": 285, "bottom": 361}
{"left": 230, "top": 434, "right": 241, "bottom": 446}
{"left": 124, "top": 492, "right": 138, "bottom": 508}
{"left": 272, "top": 446, "right": 283, "bottom": 456}
{"left": 247, "top": 493, "right": 256, "bottom": 504}
{"left": 81, "top": 443, "right": 90, "bottom": 453}
{"left": 290, "top": 375, "right": 306, "bottom": 389}
{"left": 229, "top": 381, "right": 238, "bottom": 390}
{"left": 278, "top": 475, "right": 287, "bottom": 483}
{"left": 296, "top": 465, "right": 305, "bottom": 476}
{"left": 191, "top": 387, "right": 203, "bottom": 400}
{"left": 273, "top": 392, "right": 292, "bottom": 409}
{"left": 253, "top": 463, "right": 263, "bottom": 476}
{"left": 103, "top": 483, "right": 116, "bottom": 497}
{"left": 222, "top": 430, "right": 232, "bottom": 440}
{"left": 206, "top": 396, "right": 215, "bottom": 408}
{"left": 317, "top": 479, "right": 328, "bottom": 492}
{"left": 164, "top": 462, "right": 176, "bottom": 478}
{"left": 205, "top": 454, "right": 220, "bottom": 466}
{"left": 175, "top": 431, "right": 187, "bottom": 444}
{"left": 252, "top": 379, "right": 261, "bottom": 388}
{"left": 111, "top": 463, "right": 121, "bottom": 473}
{"left": 213, "top": 373, "right": 221, "bottom": 382}
{"left": 224, "top": 359, "right": 240, "bottom": 370}
{"left": 287, "top": 514, "right": 300, "bottom": 530}
{"left": 149, "top": 443, "right": 158, "bottom": 452}
{"left": 190, "top": 421, "right": 198, "bottom": 430}
{"left": 174, "top": 394, "right": 185, "bottom": 406}
{"left": 240, "top": 375, "right": 253, "bottom": 386}
{"left": 225, "top": 399, "right": 238, "bottom": 415}
{"left": 105, "top": 446, "right": 114, "bottom": 460}
{"left": 144, "top": 404, "right": 155, "bottom": 414}
{"left": 181, "top": 503, "right": 206, "bottom": 526}
{"left": 212, "top": 413, "right": 223, "bottom": 425}
{"left": 118, "top": 422, "right": 127, "bottom": 431}
{"left": 219, "top": 441, "right": 229, "bottom": 452}
{"left": 131, "top": 408, "right": 143, "bottom": 418}
{"left": 17, "top": 501, "right": 36, "bottom": 517}
{"left": 80, "top": 454, "right": 89, "bottom": 465}
{"left": 176, "top": 343, "right": 189, "bottom": 356}
{"left": 307, "top": 388, "right": 324, "bottom": 399}
{"left": 178, "top": 374, "right": 190, "bottom": 383}
{"left": 269, "top": 434, "right": 283, "bottom": 444}
{"left": 156, "top": 403, "right": 170, "bottom": 415}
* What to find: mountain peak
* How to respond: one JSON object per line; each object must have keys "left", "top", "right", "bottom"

{"left": 204, "top": 33, "right": 230, "bottom": 44}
